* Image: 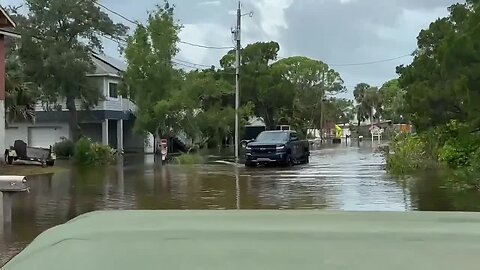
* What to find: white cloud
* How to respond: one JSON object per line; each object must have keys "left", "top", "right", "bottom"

{"left": 177, "top": 23, "right": 233, "bottom": 68}
{"left": 198, "top": 1, "right": 221, "bottom": 7}
{"left": 247, "top": 0, "right": 294, "bottom": 40}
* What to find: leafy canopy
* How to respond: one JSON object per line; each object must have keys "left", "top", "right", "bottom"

{"left": 17, "top": 0, "right": 127, "bottom": 139}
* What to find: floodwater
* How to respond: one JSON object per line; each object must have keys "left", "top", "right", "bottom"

{"left": 1, "top": 141, "right": 480, "bottom": 265}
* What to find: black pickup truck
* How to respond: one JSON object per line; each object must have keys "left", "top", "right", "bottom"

{"left": 245, "top": 130, "right": 310, "bottom": 167}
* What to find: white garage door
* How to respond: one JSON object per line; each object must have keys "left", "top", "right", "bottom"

{"left": 28, "top": 127, "right": 65, "bottom": 148}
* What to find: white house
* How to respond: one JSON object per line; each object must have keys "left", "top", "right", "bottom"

{"left": 5, "top": 53, "right": 153, "bottom": 153}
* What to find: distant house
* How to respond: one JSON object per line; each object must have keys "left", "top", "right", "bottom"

{"left": 5, "top": 53, "right": 153, "bottom": 153}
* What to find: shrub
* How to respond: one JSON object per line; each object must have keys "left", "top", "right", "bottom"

{"left": 386, "top": 133, "right": 428, "bottom": 174}
{"left": 53, "top": 138, "right": 75, "bottom": 158}
{"left": 437, "top": 121, "right": 480, "bottom": 168}
{"left": 74, "top": 137, "right": 117, "bottom": 166}
{"left": 175, "top": 153, "right": 203, "bottom": 165}
{"left": 446, "top": 149, "right": 480, "bottom": 191}
{"left": 387, "top": 120, "right": 480, "bottom": 190}
{"left": 438, "top": 141, "right": 475, "bottom": 168}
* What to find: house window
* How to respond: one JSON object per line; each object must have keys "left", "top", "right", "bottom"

{"left": 109, "top": 82, "right": 119, "bottom": 98}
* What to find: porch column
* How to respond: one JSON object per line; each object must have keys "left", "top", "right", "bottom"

{"left": 102, "top": 119, "right": 109, "bottom": 146}
{"left": 117, "top": 119, "right": 123, "bottom": 153}
{"left": 0, "top": 35, "right": 5, "bottom": 158}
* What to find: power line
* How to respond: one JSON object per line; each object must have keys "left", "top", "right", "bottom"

{"left": 99, "top": 34, "right": 220, "bottom": 70}
{"left": 101, "top": 34, "right": 127, "bottom": 45}
{"left": 329, "top": 53, "right": 413, "bottom": 67}
{"left": 276, "top": 53, "right": 413, "bottom": 67}
{"left": 93, "top": 0, "right": 234, "bottom": 50}
{"left": 174, "top": 58, "right": 214, "bottom": 68}
{"left": 94, "top": 0, "right": 137, "bottom": 25}
{"left": 173, "top": 58, "right": 220, "bottom": 70}
{"left": 172, "top": 60, "right": 235, "bottom": 75}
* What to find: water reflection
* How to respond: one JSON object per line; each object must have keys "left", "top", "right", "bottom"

{"left": 1, "top": 142, "right": 480, "bottom": 265}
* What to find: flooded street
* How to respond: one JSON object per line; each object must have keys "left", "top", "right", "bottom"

{"left": 2, "top": 142, "right": 480, "bottom": 265}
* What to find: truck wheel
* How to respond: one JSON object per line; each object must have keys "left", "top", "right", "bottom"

{"left": 46, "top": 160, "right": 55, "bottom": 167}
{"left": 245, "top": 161, "right": 256, "bottom": 168}
{"left": 304, "top": 155, "right": 310, "bottom": 164}
{"left": 7, "top": 156, "right": 14, "bottom": 165}
{"left": 284, "top": 155, "right": 294, "bottom": 167}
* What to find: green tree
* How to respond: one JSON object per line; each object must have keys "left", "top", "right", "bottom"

{"left": 379, "top": 79, "right": 406, "bottom": 123}
{"left": 3, "top": 8, "right": 37, "bottom": 124}
{"left": 175, "top": 70, "right": 238, "bottom": 148}
{"left": 325, "top": 98, "right": 355, "bottom": 124}
{"left": 397, "top": 1, "right": 480, "bottom": 130}
{"left": 220, "top": 41, "right": 294, "bottom": 130}
{"left": 353, "top": 83, "right": 383, "bottom": 126}
{"left": 123, "top": 2, "right": 181, "bottom": 139}
{"left": 17, "top": 0, "right": 127, "bottom": 140}
{"left": 5, "top": 50, "right": 37, "bottom": 124}
{"left": 274, "top": 56, "right": 345, "bottom": 133}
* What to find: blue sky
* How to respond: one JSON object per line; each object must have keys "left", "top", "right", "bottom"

{"left": 3, "top": 0, "right": 460, "bottom": 97}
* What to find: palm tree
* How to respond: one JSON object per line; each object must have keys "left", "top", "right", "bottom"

{"left": 353, "top": 83, "right": 382, "bottom": 125}
{"left": 5, "top": 52, "right": 37, "bottom": 124}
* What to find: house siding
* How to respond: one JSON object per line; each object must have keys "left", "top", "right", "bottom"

{"left": 104, "top": 78, "right": 122, "bottom": 111}
{"left": 34, "top": 77, "right": 105, "bottom": 112}
{"left": 6, "top": 56, "right": 146, "bottom": 152}
{"left": 6, "top": 122, "right": 70, "bottom": 148}
{"left": 32, "top": 77, "right": 135, "bottom": 115}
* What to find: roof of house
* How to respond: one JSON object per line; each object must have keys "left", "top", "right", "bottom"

{"left": 0, "top": 21, "right": 124, "bottom": 78}
{"left": 91, "top": 53, "right": 127, "bottom": 77}
{"left": 0, "top": 28, "right": 21, "bottom": 38}
{"left": 0, "top": 5, "right": 16, "bottom": 28}
{"left": 247, "top": 117, "right": 265, "bottom": 126}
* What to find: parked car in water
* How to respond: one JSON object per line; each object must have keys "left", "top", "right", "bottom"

{"left": 4, "top": 140, "right": 56, "bottom": 167}
{"left": 245, "top": 130, "right": 309, "bottom": 167}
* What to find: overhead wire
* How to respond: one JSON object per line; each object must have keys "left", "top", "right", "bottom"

{"left": 172, "top": 61, "right": 235, "bottom": 75}
{"left": 98, "top": 30, "right": 221, "bottom": 70}
{"left": 328, "top": 53, "right": 413, "bottom": 67}
{"left": 92, "top": 0, "right": 234, "bottom": 50}
{"left": 12, "top": 2, "right": 417, "bottom": 72}
{"left": 276, "top": 53, "right": 413, "bottom": 67}
{"left": 174, "top": 58, "right": 214, "bottom": 68}
{"left": 93, "top": 1, "right": 415, "bottom": 70}
{"left": 101, "top": 34, "right": 127, "bottom": 46}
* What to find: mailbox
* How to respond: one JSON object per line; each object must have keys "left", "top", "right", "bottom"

{"left": 0, "top": 176, "right": 28, "bottom": 224}
{"left": 0, "top": 176, "right": 28, "bottom": 192}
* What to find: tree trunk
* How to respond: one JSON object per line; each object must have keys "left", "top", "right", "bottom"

{"left": 263, "top": 108, "right": 275, "bottom": 130}
{"left": 265, "top": 117, "right": 275, "bottom": 130}
{"left": 66, "top": 96, "right": 81, "bottom": 141}
{"left": 155, "top": 127, "right": 162, "bottom": 155}
{"left": 154, "top": 126, "right": 163, "bottom": 168}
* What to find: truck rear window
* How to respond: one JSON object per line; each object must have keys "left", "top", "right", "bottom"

{"left": 256, "top": 132, "right": 288, "bottom": 142}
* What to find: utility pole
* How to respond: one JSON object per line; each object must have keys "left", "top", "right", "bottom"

{"left": 320, "top": 98, "right": 324, "bottom": 143}
{"left": 234, "top": 1, "right": 241, "bottom": 163}
{"left": 320, "top": 70, "right": 326, "bottom": 144}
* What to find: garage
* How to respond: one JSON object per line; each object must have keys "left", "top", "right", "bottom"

{"left": 28, "top": 127, "right": 67, "bottom": 148}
